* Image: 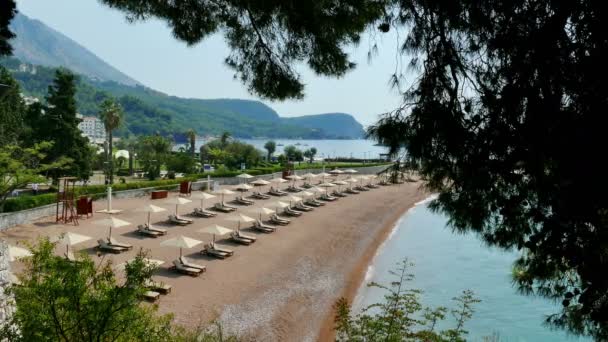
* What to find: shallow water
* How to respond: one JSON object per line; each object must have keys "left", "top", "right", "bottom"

{"left": 355, "top": 200, "right": 589, "bottom": 342}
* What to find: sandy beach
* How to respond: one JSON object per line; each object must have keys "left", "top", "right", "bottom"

{"left": 0, "top": 181, "right": 427, "bottom": 341}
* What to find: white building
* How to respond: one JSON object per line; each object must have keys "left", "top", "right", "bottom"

{"left": 77, "top": 115, "right": 106, "bottom": 144}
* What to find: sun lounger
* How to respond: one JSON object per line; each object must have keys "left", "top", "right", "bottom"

{"left": 179, "top": 256, "right": 207, "bottom": 272}
{"left": 201, "top": 243, "right": 234, "bottom": 259}
{"left": 301, "top": 182, "right": 313, "bottom": 189}
{"left": 237, "top": 230, "right": 257, "bottom": 242}
{"left": 286, "top": 185, "right": 302, "bottom": 193}
{"left": 355, "top": 185, "right": 370, "bottom": 191}
{"left": 234, "top": 196, "right": 254, "bottom": 205}
{"left": 97, "top": 239, "right": 126, "bottom": 254}
{"left": 212, "top": 202, "right": 235, "bottom": 213}
{"left": 144, "top": 223, "right": 167, "bottom": 234}
{"left": 304, "top": 199, "right": 322, "bottom": 207}
{"left": 284, "top": 207, "right": 303, "bottom": 216}
{"left": 270, "top": 213, "right": 290, "bottom": 225}
{"left": 168, "top": 214, "right": 190, "bottom": 225}
{"left": 193, "top": 207, "right": 216, "bottom": 218}
{"left": 230, "top": 231, "right": 253, "bottom": 245}
{"left": 222, "top": 201, "right": 238, "bottom": 210}
{"left": 145, "top": 280, "right": 172, "bottom": 294}
{"left": 176, "top": 214, "right": 194, "bottom": 223}
{"left": 295, "top": 202, "right": 314, "bottom": 211}
{"left": 268, "top": 187, "right": 287, "bottom": 196}
{"left": 331, "top": 190, "right": 347, "bottom": 198}
{"left": 254, "top": 219, "right": 276, "bottom": 233}
{"left": 142, "top": 290, "right": 160, "bottom": 302}
{"left": 346, "top": 188, "right": 360, "bottom": 194}
{"left": 251, "top": 191, "right": 271, "bottom": 199}
{"left": 171, "top": 259, "right": 202, "bottom": 276}
{"left": 137, "top": 224, "right": 163, "bottom": 238}
{"left": 108, "top": 237, "right": 133, "bottom": 250}
{"left": 320, "top": 194, "right": 337, "bottom": 201}
{"left": 65, "top": 250, "right": 79, "bottom": 262}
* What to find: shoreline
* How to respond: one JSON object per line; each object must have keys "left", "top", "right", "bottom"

{"left": 1, "top": 181, "right": 428, "bottom": 341}
{"left": 316, "top": 189, "right": 426, "bottom": 341}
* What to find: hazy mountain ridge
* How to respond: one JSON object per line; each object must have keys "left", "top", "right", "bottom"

{"left": 9, "top": 13, "right": 139, "bottom": 86}
{"left": 4, "top": 13, "right": 365, "bottom": 139}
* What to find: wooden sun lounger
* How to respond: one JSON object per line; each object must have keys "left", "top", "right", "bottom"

{"left": 237, "top": 230, "right": 257, "bottom": 242}
{"left": 234, "top": 196, "right": 254, "bottom": 205}
{"left": 179, "top": 257, "right": 207, "bottom": 272}
{"left": 331, "top": 191, "right": 347, "bottom": 198}
{"left": 286, "top": 186, "right": 302, "bottom": 193}
{"left": 176, "top": 215, "right": 194, "bottom": 223}
{"left": 146, "top": 280, "right": 172, "bottom": 294}
{"left": 142, "top": 290, "right": 160, "bottom": 302}
{"left": 301, "top": 183, "right": 313, "bottom": 189}
{"left": 355, "top": 186, "right": 370, "bottom": 191}
{"left": 320, "top": 194, "right": 337, "bottom": 201}
{"left": 222, "top": 201, "right": 238, "bottom": 210}
{"left": 168, "top": 214, "right": 190, "bottom": 225}
{"left": 138, "top": 224, "right": 163, "bottom": 238}
{"left": 254, "top": 220, "right": 276, "bottom": 233}
{"left": 295, "top": 203, "right": 314, "bottom": 211}
{"left": 201, "top": 243, "right": 233, "bottom": 259}
{"left": 213, "top": 202, "right": 236, "bottom": 212}
{"left": 97, "top": 239, "right": 126, "bottom": 254}
{"left": 346, "top": 188, "right": 360, "bottom": 194}
{"left": 193, "top": 207, "right": 216, "bottom": 217}
{"left": 307, "top": 199, "right": 325, "bottom": 206}
{"left": 108, "top": 237, "right": 133, "bottom": 250}
{"left": 252, "top": 191, "right": 271, "bottom": 199}
{"left": 268, "top": 187, "right": 287, "bottom": 196}
{"left": 65, "top": 250, "right": 79, "bottom": 262}
{"left": 230, "top": 232, "right": 253, "bottom": 245}
{"left": 145, "top": 223, "right": 167, "bottom": 234}
{"left": 270, "top": 214, "right": 290, "bottom": 225}
{"left": 284, "top": 207, "right": 302, "bottom": 216}
{"left": 171, "top": 260, "right": 202, "bottom": 276}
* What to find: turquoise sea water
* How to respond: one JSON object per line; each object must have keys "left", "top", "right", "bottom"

{"left": 355, "top": 199, "right": 589, "bottom": 342}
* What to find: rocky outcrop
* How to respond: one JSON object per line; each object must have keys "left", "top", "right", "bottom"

{"left": 0, "top": 241, "right": 15, "bottom": 328}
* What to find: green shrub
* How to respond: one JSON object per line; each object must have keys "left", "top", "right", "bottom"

{"left": 2, "top": 193, "right": 57, "bottom": 212}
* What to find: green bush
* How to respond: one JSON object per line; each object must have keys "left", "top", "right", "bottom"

{"left": 2, "top": 193, "right": 57, "bottom": 212}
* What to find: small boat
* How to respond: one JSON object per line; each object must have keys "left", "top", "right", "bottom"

{"left": 277, "top": 143, "right": 284, "bottom": 146}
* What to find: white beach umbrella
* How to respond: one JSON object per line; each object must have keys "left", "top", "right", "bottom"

{"left": 285, "top": 195, "right": 302, "bottom": 205}
{"left": 226, "top": 213, "right": 256, "bottom": 230}
{"left": 286, "top": 174, "right": 303, "bottom": 180}
{"left": 165, "top": 197, "right": 192, "bottom": 215}
{"left": 199, "top": 224, "right": 233, "bottom": 243}
{"left": 316, "top": 172, "right": 331, "bottom": 182}
{"left": 94, "top": 216, "right": 131, "bottom": 238}
{"left": 237, "top": 173, "right": 254, "bottom": 179}
{"left": 52, "top": 232, "right": 92, "bottom": 254}
{"left": 332, "top": 180, "right": 348, "bottom": 191}
{"left": 250, "top": 179, "right": 270, "bottom": 186}
{"left": 318, "top": 182, "right": 336, "bottom": 195}
{"left": 213, "top": 188, "right": 236, "bottom": 202}
{"left": 343, "top": 169, "right": 358, "bottom": 174}
{"left": 269, "top": 177, "right": 287, "bottom": 184}
{"left": 191, "top": 192, "right": 216, "bottom": 209}
{"left": 301, "top": 173, "right": 317, "bottom": 179}
{"left": 235, "top": 183, "right": 253, "bottom": 192}
{"left": 329, "top": 169, "right": 344, "bottom": 175}
{"left": 300, "top": 191, "right": 314, "bottom": 197}
{"left": 136, "top": 204, "right": 167, "bottom": 225}
{"left": 6, "top": 245, "right": 32, "bottom": 262}
{"left": 248, "top": 207, "right": 275, "bottom": 220}
{"left": 272, "top": 201, "right": 290, "bottom": 214}
{"left": 115, "top": 258, "right": 165, "bottom": 273}
{"left": 160, "top": 235, "right": 202, "bottom": 257}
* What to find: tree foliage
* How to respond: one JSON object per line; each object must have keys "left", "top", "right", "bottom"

{"left": 0, "top": 239, "right": 177, "bottom": 341}
{"left": 0, "top": 66, "right": 25, "bottom": 145}
{"left": 0, "top": 0, "right": 16, "bottom": 56}
{"left": 283, "top": 145, "right": 303, "bottom": 162}
{"left": 28, "top": 69, "right": 92, "bottom": 180}
{"left": 136, "top": 135, "right": 172, "bottom": 180}
{"left": 99, "top": 97, "right": 124, "bottom": 184}
{"left": 0, "top": 142, "right": 69, "bottom": 211}
{"left": 99, "top": 0, "right": 385, "bottom": 100}
{"left": 335, "top": 259, "right": 479, "bottom": 341}
{"left": 263, "top": 140, "right": 276, "bottom": 161}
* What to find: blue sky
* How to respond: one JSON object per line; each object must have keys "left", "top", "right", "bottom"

{"left": 15, "top": 0, "right": 408, "bottom": 126}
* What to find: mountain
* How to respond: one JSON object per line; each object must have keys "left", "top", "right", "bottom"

{"left": 3, "top": 13, "right": 365, "bottom": 139}
{"left": 9, "top": 13, "right": 139, "bottom": 86}
{"left": 281, "top": 113, "right": 365, "bottom": 139}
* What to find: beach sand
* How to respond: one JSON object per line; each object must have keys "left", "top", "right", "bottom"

{"left": 0, "top": 181, "right": 427, "bottom": 341}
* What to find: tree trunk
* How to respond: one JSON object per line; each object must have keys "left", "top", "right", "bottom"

{"left": 128, "top": 149, "right": 134, "bottom": 176}
{"left": 108, "top": 131, "right": 114, "bottom": 184}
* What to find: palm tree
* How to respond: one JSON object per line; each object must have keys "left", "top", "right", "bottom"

{"left": 264, "top": 140, "right": 276, "bottom": 161}
{"left": 186, "top": 129, "right": 197, "bottom": 158}
{"left": 220, "top": 131, "right": 231, "bottom": 147}
{"left": 99, "top": 98, "right": 123, "bottom": 184}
